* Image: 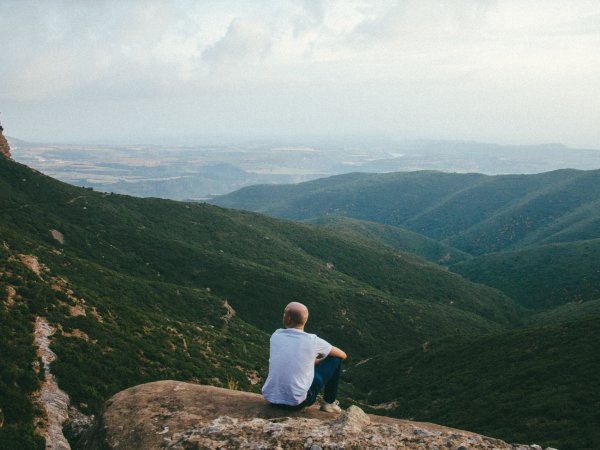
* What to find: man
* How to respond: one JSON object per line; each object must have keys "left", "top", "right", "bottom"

{"left": 262, "top": 302, "right": 347, "bottom": 412}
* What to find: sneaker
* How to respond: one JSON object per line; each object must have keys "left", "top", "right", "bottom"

{"left": 320, "top": 399, "right": 342, "bottom": 413}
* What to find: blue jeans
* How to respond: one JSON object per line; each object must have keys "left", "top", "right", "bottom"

{"left": 274, "top": 356, "right": 342, "bottom": 410}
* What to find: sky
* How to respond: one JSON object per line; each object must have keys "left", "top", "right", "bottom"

{"left": 1, "top": 0, "right": 599, "bottom": 148}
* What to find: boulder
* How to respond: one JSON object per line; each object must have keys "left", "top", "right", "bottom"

{"left": 79, "top": 380, "right": 544, "bottom": 449}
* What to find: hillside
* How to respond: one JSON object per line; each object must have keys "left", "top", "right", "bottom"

{"left": 0, "top": 238, "right": 270, "bottom": 449}
{"left": 346, "top": 317, "right": 600, "bottom": 450}
{"left": 451, "top": 238, "right": 600, "bottom": 310}
{"left": 306, "top": 215, "right": 471, "bottom": 265}
{"left": 0, "top": 157, "right": 518, "bottom": 341}
{"left": 528, "top": 298, "right": 600, "bottom": 325}
{"left": 0, "top": 155, "right": 519, "bottom": 448}
{"left": 211, "top": 169, "right": 600, "bottom": 254}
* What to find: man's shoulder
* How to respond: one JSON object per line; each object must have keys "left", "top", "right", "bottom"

{"left": 271, "top": 328, "right": 319, "bottom": 340}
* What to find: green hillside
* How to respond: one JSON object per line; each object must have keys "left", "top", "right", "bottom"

{"left": 346, "top": 318, "right": 600, "bottom": 450}
{"left": 0, "top": 240, "right": 270, "bottom": 450}
{"left": 210, "top": 167, "right": 600, "bottom": 450}
{"left": 0, "top": 157, "right": 518, "bottom": 342}
{"left": 528, "top": 298, "right": 600, "bottom": 325}
{"left": 306, "top": 215, "right": 471, "bottom": 265}
{"left": 0, "top": 156, "right": 518, "bottom": 448}
{"left": 445, "top": 170, "right": 600, "bottom": 254}
{"left": 0, "top": 253, "right": 45, "bottom": 449}
{"left": 452, "top": 238, "right": 600, "bottom": 310}
{"left": 211, "top": 169, "right": 600, "bottom": 254}
{"left": 211, "top": 171, "right": 486, "bottom": 224}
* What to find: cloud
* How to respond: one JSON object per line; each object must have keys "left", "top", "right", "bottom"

{"left": 1, "top": 0, "right": 600, "bottom": 147}
{"left": 348, "top": 0, "right": 496, "bottom": 46}
{"left": 202, "top": 18, "right": 272, "bottom": 67}
{"left": 0, "top": 1, "right": 205, "bottom": 100}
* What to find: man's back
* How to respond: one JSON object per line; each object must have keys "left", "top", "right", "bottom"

{"left": 262, "top": 328, "right": 332, "bottom": 406}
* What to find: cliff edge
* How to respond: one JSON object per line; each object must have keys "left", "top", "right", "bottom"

{"left": 78, "top": 380, "right": 552, "bottom": 450}
{"left": 0, "top": 123, "right": 12, "bottom": 159}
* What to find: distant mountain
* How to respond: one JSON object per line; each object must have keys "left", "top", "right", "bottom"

{"left": 305, "top": 215, "right": 471, "bottom": 265}
{"left": 0, "top": 155, "right": 518, "bottom": 448}
{"left": 211, "top": 169, "right": 600, "bottom": 255}
{"left": 346, "top": 317, "right": 600, "bottom": 450}
{"left": 451, "top": 238, "right": 600, "bottom": 310}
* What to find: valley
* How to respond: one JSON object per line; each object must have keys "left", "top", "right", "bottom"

{"left": 211, "top": 167, "right": 600, "bottom": 449}
{"left": 10, "top": 136, "right": 600, "bottom": 202}
{"left": 1, "top": 146, "right": 599, "bottom": 449}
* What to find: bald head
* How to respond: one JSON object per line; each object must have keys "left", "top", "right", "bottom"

{"left": 283, "top": 302, "right": 309, "bottom": 328}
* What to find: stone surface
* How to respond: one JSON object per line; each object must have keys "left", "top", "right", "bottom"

{"left": 79, "top": 380, "right": 548, "bottom": 450}
{"left": 34, "top": 317, "right": 72, "bottom": 450}
{"left": 0, "top": 129, "right": 11, "bottom": 159}
{"left": 331, "top": 405, "right": 370, "bottom": 433}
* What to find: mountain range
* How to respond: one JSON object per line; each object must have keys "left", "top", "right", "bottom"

{"left": 211, "top": 168, "right": 600, "bottom": 449}
{"left": 1, "top": 145, "right": 599, "bottom": 449}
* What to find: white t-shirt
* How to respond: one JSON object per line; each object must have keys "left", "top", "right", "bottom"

{"left": 262, "top": 328, "right": 333, "bottom": 406}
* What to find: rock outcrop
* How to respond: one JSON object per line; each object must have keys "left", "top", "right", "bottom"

{"left": 0, "top": 123, "right": 11, "bottom": 159}
{"left": 79, "top": 381, "right": 551, "bottom": 450}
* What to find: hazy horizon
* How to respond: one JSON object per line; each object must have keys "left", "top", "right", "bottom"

{"left": 8, "top": 132, "right": 600, "bottom": 151}
{"left": 2, "top": 1, "right": 600, "bottom": 149}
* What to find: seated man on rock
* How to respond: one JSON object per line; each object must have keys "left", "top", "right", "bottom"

{"left": 262, "top": 301, "right": 347, "bottom": 412}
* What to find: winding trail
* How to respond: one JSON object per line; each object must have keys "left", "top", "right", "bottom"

{"left": 34, "top": 317, "right": 71, "bottom": 450}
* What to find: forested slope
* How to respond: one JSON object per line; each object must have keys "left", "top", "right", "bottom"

{"left": 451, "top": 238, "right": 600, "bottom": 310}
{"left": 0, "top": 156, "right": 517, "bottom": 448}
{"left": 305, "top": 215, "right": 471, "bottom": 265}
{"left": 347, "top": 317, "right": 600, "bottom": 450}
{"left": 212, "top": 169, "right": 600, "bottom": 254}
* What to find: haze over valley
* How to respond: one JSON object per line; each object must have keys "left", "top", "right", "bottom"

{"left": 10, "top": 136, "right": 600, "bottom": 200}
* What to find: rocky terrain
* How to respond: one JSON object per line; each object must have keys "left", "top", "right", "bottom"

{"left": 79, "top": 381, "right": 555, "bottom": 450}
{"left": 0, "top": 125, "right": 11, "bottom": 159}
{"left": 33, "top": 317, "right": 71, "bottom": 450}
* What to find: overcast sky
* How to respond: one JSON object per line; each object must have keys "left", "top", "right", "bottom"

{"left": 1, "top": 0, "right": 599, "bottom": 147}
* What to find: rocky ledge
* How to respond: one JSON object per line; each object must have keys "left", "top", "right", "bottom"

{"left": 0, "top": 128, "right": 11, "bottom": 159}
{"left": 79, "top": 381, "right": 554, "bottom": 450}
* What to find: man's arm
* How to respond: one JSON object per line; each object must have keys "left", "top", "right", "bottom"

{"left": 328, "top": 346, "right": 347, "bottom": 360}
{"left": 315, "top": 346, "right": 348, "bottom": 364}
